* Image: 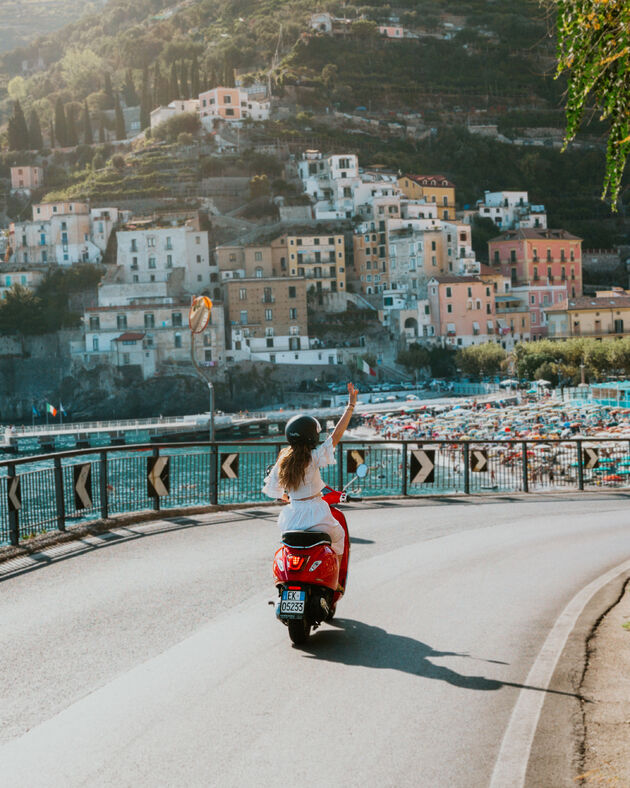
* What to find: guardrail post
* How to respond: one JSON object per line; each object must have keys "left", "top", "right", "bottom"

{"left": 99, "top": 450, "right": 109, "bottom": 520}
{"left": 53, "top": 456, "right": 66, "bottom": 532}
{"left": 463, "top": 442, "right": 470, "bottom": 495}
{"left": 522, "top": 441, "right": 529, "bottom": 493}
{"left": 402, "top": 441, "right": 408, "bottom": 496}
{"left": 7, "top": 463, "right": 19, "bottom": 547}
{"left": 152, "top": 446, "right": 160, "bottom": 512}
{"left": 337, "top": 441, "right": 344, "bottom": 490}
{"left": 210, "top": 443, "right": 218, "bottom": 506}
{"left": 577, "top": 439, "right": 584, "bottom": 491}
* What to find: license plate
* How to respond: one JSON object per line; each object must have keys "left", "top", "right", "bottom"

{"left": 280, "top": 589, "right": 305, "bottom": 617}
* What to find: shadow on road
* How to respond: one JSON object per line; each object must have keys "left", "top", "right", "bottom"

{"left": 301, "top": 618, "right": 585, "bottom": 700}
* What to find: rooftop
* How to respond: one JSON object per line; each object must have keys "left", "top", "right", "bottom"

{"left": 489, "top": 228, "right": 582, "bottom": 242}
{"left": 401, "top": 174, "right": 455, "bottom": 189}
{"left": 545, "top": 296, "right": 630, "bottom": 312}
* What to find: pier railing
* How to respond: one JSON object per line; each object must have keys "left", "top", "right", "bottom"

{"left": 2, "top": 438, "right": 630, "bottom": 547}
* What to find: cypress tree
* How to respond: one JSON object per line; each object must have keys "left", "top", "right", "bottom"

{"left": 103, "top": 72, "right": 115, "bottom": 109}
{"left": 54, "top": 97, "right": 68, "bottom": 147}
{"left": 28, "top": 108, "right": 44, "bottom": 150}
{"left": 66, "top": 106, "right": 78, "bottom": 147}
{"left": 13, "top": 100, "right": 29, "bottom": 148}
{"left": 114, "top": 96, "right": 126, "bottom": 140}
{"left": 169, "top": 62, "right": 180, "bottom": 101}
{"left": 82, "top": 99, "right": 93, "bottom": 144}
{"left": 140, "top": 66, "right": 151, "bottom": 130}
{"left": 49, "top": 121, "right": 55, "bottom": 148}
{"left": 123, "top": 68, "right": 139, "bottom": 106}
{"left": 179, "top": 60, "right": 188, "bottom": 98}
{"left": 99, "top": 118, "right": 106, "bottom": 143}
{"left": 190, "top": 54, "right": 200, "bottom": 98}
{"left": 153, "top": 62, "right": 162, "bottom": 106}
{"left": 7, "top": 117, "right": 19, "bottom": 150}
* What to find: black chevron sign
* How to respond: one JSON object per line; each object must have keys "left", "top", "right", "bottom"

{"left": 410, "top": 449, "right": 435, "bottom": 484}
{"left": 471, "top": 449, "right": 489, "bottom": 473}
{"left": 583, "top": 448, "right": 599, "bottom": 469}
{"left": 7, "top": 477, "right": 21, "bottom": 512}
{"left": 346, "top": 449, "right": 365, "bottom": 474}
{"left": 220, "top": 453, "right": 239, "bottom": 479}
{"left": 73, "top": 463, "right": 93, "bottom": 510}
{"left": 147, "top": 456, "right": 170, "bottom": 497}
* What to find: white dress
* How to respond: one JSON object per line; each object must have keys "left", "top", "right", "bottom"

{"left": 262, "top": 435, "right": 345, "bottom": 555}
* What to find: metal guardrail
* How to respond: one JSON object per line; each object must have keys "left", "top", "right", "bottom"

{"left": 2, "top": 438, "right": 630, "bottom": 547}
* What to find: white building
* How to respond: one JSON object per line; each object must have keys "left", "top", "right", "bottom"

{"left": 198, "top": 87, "right": 271, "bottom": 128}
{"left": 90, "top": 207, "right": 131, "bottom": 254}
{"left": 10, "top": 201, "right": 104, "bottom": 266}
{"left": 473, "top": 191, "right": 547, "bottom": 230}
{"left": 116, "top": 219, "right": 217, "bottom": 294}
{"left": 150, "top": 99, "right": 200, "bottom": 131}
{"left": 0, "top": 268, "right": 46, "bottom": 299}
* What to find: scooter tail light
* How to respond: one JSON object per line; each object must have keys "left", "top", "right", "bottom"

{"left": 287, "top": 555, "right": 305, "bottom": 570}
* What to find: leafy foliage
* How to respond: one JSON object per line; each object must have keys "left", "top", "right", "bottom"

{"left": 555, "top": 0, "right": 630, "bottom": 206}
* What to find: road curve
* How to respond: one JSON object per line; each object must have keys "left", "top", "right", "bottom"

{"left": 1, "top": 494, "right": 630, "bottom": 787}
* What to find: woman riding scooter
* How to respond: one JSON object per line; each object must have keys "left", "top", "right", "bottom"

{"left": 262, "top": 383, "right": 359, "bottom": 570}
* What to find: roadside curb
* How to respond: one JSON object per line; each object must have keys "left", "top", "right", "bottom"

{"left": 525, "top": 568, "right": 630, "bottom": 787}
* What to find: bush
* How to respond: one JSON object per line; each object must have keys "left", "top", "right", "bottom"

{"left": 152, "top": 112, "right": 201, "bottom": 143}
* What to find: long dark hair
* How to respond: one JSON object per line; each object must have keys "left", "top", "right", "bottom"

{"left": 278, "top": 443, "right": 312, "bottom": 491}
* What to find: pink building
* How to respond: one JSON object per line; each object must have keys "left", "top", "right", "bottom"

{"left": 198, "top": 87, "right": 270, "bottom": 126}
{"left": 488, "top": 228, "right": 583, "bottom": 337}
{"left": 428, "top": 275, "right": 497, "bottom": 347}
{"left": 378, "top": 25, "right": 404, "bottom": 38}
{"left": 10, "top": 165, "right": 43, "bottom": 193}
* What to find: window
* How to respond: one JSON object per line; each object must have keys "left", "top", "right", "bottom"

{"left": 166, "top": 236, "right": 173, "bottom": 250}
{"left": 239, "top": 286, "right": 247, "bottom": 301}
{"left": 148, "top": 257, "right": 156, "bottom": 269}
{"left": 254, "top": 251, "right": 263, "bottom": 261}
{"left": 122, "top": 353, "right": 130, "bottom": 365}
{"left": 224, "top": 95, "right": 232, "bottom": 104}
{"left": 117, "top": 315, "right": 127, "bottom": 329}
{"left": 467, "top": 287, "right": 472, "bottom": 297}
{"left": 147, "top": 237, "right": 155, "bottom": 248}
{"left": 144, "top": 313, "right": 155, "bottom": 329}
{"left": 263, "top": 287, "right": 273, "bottom": 303}
{"left": 174, "top": 333, "right": 182, "bottom": 349}
{"left": 196, "top": 255, "right": 202, "bottom": 263}
{"left": 288, "top": 286, "right": 296, "bottom": 298}
{"left": 446, "top": 287, "right": 452, "bottom": 298}
{"left": 172, "top": 312, "right": 182, "bottom": 327}
{"left": 289, "top": 308, "right": 297, "bottom": 320}
{"left": 510, "top": 250, "right": 516, "bottom": 263}
{"left": 92, "top": 337, "right": 99, "bottom": 351}
{"left": 166, "top": 254, "right": 173, "bottom": 268}
{"left": 265, "top": 309, "right": 272, "bottom": 321}
{"left": 255, "top": 267, "right": 263, "bottom": 278}
{"left": 240, "top": 310, "right": 248, "bottom": 324}
{"left": 89, "top": 316, "right": 100, "bottom": 330}
{"left": 131, "top": 257, "right": 138, "bottom": 270}
{"left": 447, "top": 303, "right": 452, "bottom": 313}
{"left": 225, "top": 108, "right": 234, "bottom": 116}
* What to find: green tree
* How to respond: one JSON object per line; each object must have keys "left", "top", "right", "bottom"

{"left": 28, "top": 108, "right": 44, "bottom": 150}
{"left": 169, "top": 62, "right": 180, "bottom": 101}
{"left": 179, "top": 60, "right": 189, "bottom": 98}
{"left": 0, "top": 285, "right": 43, "bottom": 335}
{"left": 114, "top": 96, "right": 126, "bottom": 140}
{"left": 103, "top": 72, "right": 115, "bottom": 109}
{"left": 82, "top": 99, "right": 93, "bottom": 145}
{"left": 60, "top": 47, "right": 104, "bottom": 96}
{"left": 457, "top": 343, "right": 506, "bottom": 378}
{"left": 249, "top": 174, "right": 270, "bottom": 199}
{"left": 190, "top": 54, "right": 200, "bottom": 97}
{"left": 66, "top": 105, "right": 79, "bottom": 147}
{"left": 140, "top": 66, "right": 151, "bottom": 130}
{"left": 555, "top": 0, "right": 630, "bottom": 207}
{"left": 54, "top": 97, "right": 68, "bottom": 147}
{"left": 13, "top": 100, "right": 29, "bottom": 148}
{"left": 123, "top": 68, "right": 139, "bottom": 106}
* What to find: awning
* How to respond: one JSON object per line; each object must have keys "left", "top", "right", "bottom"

{"left": 114, "top": 332, "right": 145, "bottom": 342}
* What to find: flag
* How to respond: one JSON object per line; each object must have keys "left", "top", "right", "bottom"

{"left": 46, "top": 403, "right": 57, "bottom": 417}
{"left": 32, "top": 405, "right": 40, "bottom": 417}
{"left": 59, "top": 403, "right": 67, "bottom": 416}
{"left": 361, "top": 359, "right": 376, "bottom": 377}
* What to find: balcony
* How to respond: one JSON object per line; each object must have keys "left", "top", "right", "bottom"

{"left": 261, "top": 296, "right": 275, "bottom": 303}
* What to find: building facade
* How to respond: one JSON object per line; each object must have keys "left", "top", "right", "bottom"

{"left": 397, "top": 175, "right": 456, "bottom": 220}
{"left": 198, "top": 88, "right": 270, "bottom": 126}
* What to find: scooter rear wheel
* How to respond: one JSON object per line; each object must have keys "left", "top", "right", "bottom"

{"left": 288, "top": 618, "right": 310, "bottom": 645}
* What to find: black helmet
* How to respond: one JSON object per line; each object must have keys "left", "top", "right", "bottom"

{"left": 285, "top": 415, "right": 321, "bottom": 448}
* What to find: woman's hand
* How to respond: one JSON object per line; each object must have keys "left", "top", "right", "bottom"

{"left": 347, "top": 382, "right": 358, "bottom": 406}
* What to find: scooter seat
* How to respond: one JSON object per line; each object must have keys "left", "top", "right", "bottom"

{"left": 281, "top": 531, "right": 332, "bottom": 548}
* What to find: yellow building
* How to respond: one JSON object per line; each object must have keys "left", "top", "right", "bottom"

{"left": 545, "top": 290, "right": 630, "bottom": 339}
{"left": 271, "top": 233, "right": 346, "bottom": 293}
{"left": 397, "top": 174, "right": 456, "bottom": 220}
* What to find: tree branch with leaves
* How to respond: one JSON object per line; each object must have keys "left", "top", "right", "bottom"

{"left": 554, "top": 0, "right": 630, "bottom": 208}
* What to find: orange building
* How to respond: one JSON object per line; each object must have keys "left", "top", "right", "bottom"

{"left": 397, "top": 174, "right": 456, "bottom": 220}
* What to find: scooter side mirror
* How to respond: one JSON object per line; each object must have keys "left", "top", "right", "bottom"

{"left": 356, "top": 463, "right": 368, "bottom": 478}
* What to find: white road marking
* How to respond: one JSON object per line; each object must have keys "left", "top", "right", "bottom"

{"left": 490, "top": 557, "right": 630, "bottom": 788}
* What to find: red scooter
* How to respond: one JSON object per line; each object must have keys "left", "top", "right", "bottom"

{"left": 272, "top": 464, "right": 368, "bottom": 645}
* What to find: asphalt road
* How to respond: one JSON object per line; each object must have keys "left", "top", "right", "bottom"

{"left": 2, "top": 494, "right": 630, "bottom": 787}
